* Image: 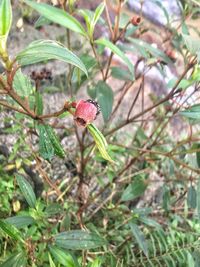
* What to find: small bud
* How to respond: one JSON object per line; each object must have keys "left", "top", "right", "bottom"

{"left": 131, "top": 16, "right": 141, "bottom": 26}
{"left": 74, "top": 99, "right": 100, "bottom": 127}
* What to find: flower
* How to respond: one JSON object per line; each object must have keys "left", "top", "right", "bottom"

{"left": 74, "top": 99, "right": 100, "bottom": 127}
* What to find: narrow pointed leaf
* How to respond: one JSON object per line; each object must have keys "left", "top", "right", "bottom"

{"left": 90, "top": 3, "right": 105, "bottom": 37}
{"left": 5, "top": 215, "right": 35, "bottom": 229}
{"left": 121, "top": 175, "right": 147, "bottom": 201}
{"left": 48, "top": 253, "right": 56, "bottom": 267}
{"left": 16, "top": 40, "right": 88, "bottom": 76}
{"left": 15, "top": 173, "right": 36, "bottom": 208}
{"left": 87, "top": 124, "right": 114, "bottom": 162}
{"left": 197, "top": 177, "right": 200, "bottom": 221}
{"left": 49, "top": 246, "right": 79, "bottom": 267}
{"left": 38, "top": 124, "right": 65, "bottom": 161}
{"left": 95, "top": 81, "right": 113, "bottom": 121}
{"left": 95, "top": 38, "right": 134, "bottom": 75}
{"left": 0, "top": 252, "right": 27, "bottom": 267}
{"left": 0, "top": 220, "right": 24, "bottom": 242}
{"left": 129, "top": 222, "right": 148, "bottom": 257}
{"left": 182, "top": 33, "right": 200, "bottom": 55}
{"left": 180, "top": 104, "right": 200, "bottom": 120}
{"left": 0, "top": 0, "right": 12, "bottom": 38}
{"left": 24, "top": 0, "right": 86, "bottom": 36}
{"left": 55, "top": 230, "right": 106, "bottom": 250}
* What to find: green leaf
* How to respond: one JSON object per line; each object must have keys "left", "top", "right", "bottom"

{"left": 49, "top": 246, "right": 79, "bottom": 267}
{"left": 5, "top": 216, "right": 35, "bottom": 229}
{"left": 89, "top": 3, "right": 105, "bottom": 38}
{"left": 153, "top": 0, "right": 169, "bottom": 25}
{"left": 187, "top": 185, "right": 197, "bottom": 209}
{"left": 127, "top": 38, "right": 172, "bottom": 64}
{"left": 13, "top": 69, "right": 34, "bottom": 97}
{"left": 38, "top": 124, "right": 54, "bottom": 161}
{"left": 0, "top": 253, "right": 27, "bottom": 267}
{"left": 139, "top": 217, "right": 161, "bottom": 228}
{"left": 48, "top": 253, "right": 56, "bottom": 267}
{"left": 182, "top": 34, "right": 200, "bottom": 55}
{"left": 34, "top": 16, "right": 51, "bottom": 28}
{"left": 43, "top": 124, "right": 65, "bottom": 159}
{"left": 54, "top": 230, "right": 106, "bottom": 250}
{"left": 0, "top": 0, "right": 12, "bottom": 44}
{"left": 197, "top": 178, "right": 200, "bottom": 221}
{"left": 95, "top": 38, "right": 134, "bottom": 75}
{"left": 196, "top": 144, "right": 200, "bottom": 168}
{"left": 45, "top": 203, "right": 63, "bottom": 216}
{"left": 16, "top": 40, "right": 88, "bottom": 76}
{"left": 90, "top": 258, "right": 102, "bottom": 267}
{"left": 0, "top": 220, "right": 24, "bottom": 242}
{"left": 35, "top": 92, "right": 43, "bottom": 116}
{"left": 180, "top": 104, "right": 200, "bottom": 120}
{"left": 129, "top": 222, "right": 148, "bottom": 257}
{"left": 121, "top": 175, "right": 147, "bottom": 201}
{"left": 24, "top": 0, "right": 86, "bottom": 36}
{"left": 187, "top": 251, "right": 195, "bottom": 267}
{"left": 87, "top": 124, "right": 114, "bottom": 162}
{"left": 38, "top": 124, "right": 65, "bottom": 161}
{"left": 15, "top": 173, "right": 36, "bottom": 208}
{"left": 111, "top": 66, "right": 134, "bottom": 81}
{"left": 79, "top": 9, "right": 92, "bottom": 36}
{"left": 96, "top": 81, "right": 113, "bottom": 121}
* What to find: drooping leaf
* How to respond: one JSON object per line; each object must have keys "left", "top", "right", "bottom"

{"left": 95, "top": 38, "right": 134, "bottom": 75}
{"left": 5, "top": 215, "right": 35, "bottom": 229}
{"left": 13, "top": 69, "right": 34, "bottom": 97}
{"left": 121, "top": 175, "right": 147, "bottom": 201}
{"left": 38, "top": 124, "right": 65, "bottom": 161}
{"left": 129, "top": 222, "right": 148, "bottom": 257}
{"left": 49, "top": 246, "right": 79, "bottom": 267}
{"left": 0, "top": 0, "right": 12, "bottom": 48}
{"left": 0, "top": 252, "right": 27, "bottom": 267}
{"left": 16, "top": 40, "right": 88, "bottom": 76}
{"left": 54, "top": 230, "right": 106, "bottom": 250}
{"left": 87, "top": 123, "right": 114, "bottom": 162}
{"left": 15, "top": 173, "right": 36, "bottom": 208}
{"left": 24, "top": 0, "right": 86, "bottom": 36}
{"left": 0, "top": 220, "right": 24, "bottom": 242}
{"left": 96, "top": 81, "right": 113, "bottom": 121}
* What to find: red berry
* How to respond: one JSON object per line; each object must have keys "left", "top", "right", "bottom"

{"left": 74, "top": 99, "right": 100, "bottom": 127}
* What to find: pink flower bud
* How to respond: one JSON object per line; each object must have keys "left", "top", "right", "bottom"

{"left": 74, "top": 99, "right": 100, "bottom": 127}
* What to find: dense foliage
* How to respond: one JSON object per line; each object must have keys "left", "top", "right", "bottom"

{"left": 1, "top": 0, "right": 200, "bottom": 266}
